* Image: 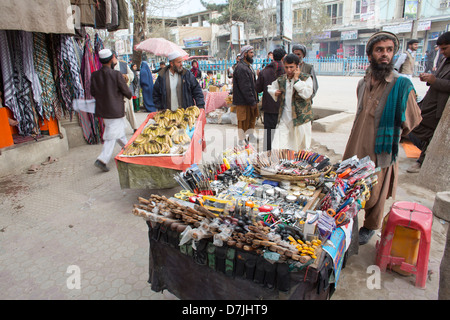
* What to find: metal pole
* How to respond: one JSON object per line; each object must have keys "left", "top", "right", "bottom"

{"left": 411, "top": 0, "right": 422, "bottom": 39}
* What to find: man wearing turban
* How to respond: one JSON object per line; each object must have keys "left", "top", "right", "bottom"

{"left": 342, "top": 32, "right": 422, "bottom": 245}
{"left": 232, "top": 45, "right": 259, "bottom": 145}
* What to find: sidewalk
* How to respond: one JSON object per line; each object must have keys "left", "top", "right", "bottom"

{"left": 0, "top": 76, "right": 446, "bottom": 300}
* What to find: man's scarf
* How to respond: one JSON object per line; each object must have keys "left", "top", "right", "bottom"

{"left": 375, "top": 76, "right": 415, "bottom": 163}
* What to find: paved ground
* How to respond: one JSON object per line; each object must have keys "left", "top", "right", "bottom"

{"left": 0, "top": 76, "right": 447, "bottom": 300}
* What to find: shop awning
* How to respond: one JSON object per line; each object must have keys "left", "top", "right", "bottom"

{"left": 0, "top": 0, "right": 74, "bottom": 35}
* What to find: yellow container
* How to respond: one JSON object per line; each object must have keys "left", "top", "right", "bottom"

{"left": 382, "top": 214, "right": 420, "bottom": 276}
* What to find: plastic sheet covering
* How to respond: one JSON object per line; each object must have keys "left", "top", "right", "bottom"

{"left": 116, "top": 161, "right": 180, "bottom": 189}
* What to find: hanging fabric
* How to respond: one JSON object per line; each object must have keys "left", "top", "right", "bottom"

{"left": 11, "top": 31, "right": 37, "bottom": 135}
{"left": 77, "top": 33, "right": 105, "bottom": 145}
{"left": 49, "top": 34, "right": 65, "bottom": 120}
{"left": 20, "top": 31, "right": 43, "bottom": 118}
{"left": 33, "top": 33, "right": 60, "bottom": 120}
{"left": 61, "top": 35, "right": 85, "bottom": 115}
{"left": 0, "top": 30, "right": 20, "bottom": 126}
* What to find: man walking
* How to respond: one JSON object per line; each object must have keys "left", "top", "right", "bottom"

{"left": 394, "top": 39, "right": 419, "bottom": 79}
{"left": 267, "top": 53, "right": 314, "bottom": 150}
{"left": 233, "top": 45, "right": 259, "bottom": 145}
{"left": 292, "top": 44, "right": 319, "bottom": 98}
{"left": 407, "top": 32, "right": 450, "bottom": 173}
{"left": 342, "top": 31, "right": 422, "bottom": 245}
{"left": 256, "top": 48, "right": 286, "bottom": 151}
{"left": 153, "top": 51, "right": 204, "bottom": 111}
{"left": 91, "top": 49, "right": 132, "bottom": 172}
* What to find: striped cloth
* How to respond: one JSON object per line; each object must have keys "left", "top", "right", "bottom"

{"left": 0, "top": 30, "right": 20, "bottom": 123}
{"left": 33, "top": 33, "right": 60, "bottom": 120}
{"left": 11, "top": 31, "right": 36, "bottom": 135}
{"left": 20, "top": 31, "right": 43, "bottom": 119}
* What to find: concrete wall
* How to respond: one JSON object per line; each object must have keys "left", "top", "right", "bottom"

{"left": 0, "top": 127, "right": 69, "bottom": 176}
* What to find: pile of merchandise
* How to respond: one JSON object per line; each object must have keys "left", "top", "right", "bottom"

{"left": 132, "top": 145, "right": 379, "bottom": 291}
{"left": 121, "top": 106, "right": 200, "bottom": 156}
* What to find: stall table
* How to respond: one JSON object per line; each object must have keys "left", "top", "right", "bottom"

{"left": 205, "top": 91, "right": 230, "bottom": 114}
{"left": 145, "top": 217, "right": 359, "bottom": 300}
{"left": 115, "top": 110, "right": 206, "bottom": 189}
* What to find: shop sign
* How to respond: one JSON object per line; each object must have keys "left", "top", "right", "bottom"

{"left": 183, "top": 37, "right": 203, "bottom": 48}
{"left": 312, "top": 31, "right": 331, "bottom": 40}
{"left": 341, "top": 30, "right": 358, "bottom": 41}
{"left": 276, "top": 0, "right": 293, "bottom": 41}
{"left": 417, "top": 20, "right": 431, "bottom": 31}
{"left": 429, "top": 32, "right": 441, "bottom": 40}
{"left": 382, "top": 22, "right": 412, "bottom": 34}
{"left": 360, "top": 11, "right": 375, "bottom": 21}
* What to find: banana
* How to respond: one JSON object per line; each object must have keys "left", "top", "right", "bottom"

{"left": 165, "top": 109, "right": 180, "bottom": 121}
{"left": 160, "top": 143, "right": 171, "bottom": 154}
{"left": 167, "top": 119, "right": 179, "bottom": 127}
{"left": 134, "top": 133, "right": 149, "bottom": 145}
{"left": 160, "top": 125, "right": 177, "bottom": 136}
{"left": 144, "top": 125, "right": 160, "bottom": 137}
{"left": 147, "top": 139, "right": 162, "bottom": 154}
{"left": 155, "top": 134, "right": 173, "bottom": 148}
{"left": 172, "top": 130, "right": 191, "bottom": 145}
{"left": 185, "top": 106, "right": 200, "bottom": 118}
{"left": 176, "top": 122, "right": 187, "bottom": 130}
{"left": 182, "top": 115, "right": 196, "bottom": 129}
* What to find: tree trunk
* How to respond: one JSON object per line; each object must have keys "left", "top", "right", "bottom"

{"left": 130, "top": 0, "right": 148, "bottom": 69}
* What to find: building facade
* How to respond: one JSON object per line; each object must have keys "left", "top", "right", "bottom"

{"left": 293, "top": 0, "right": 450, "bottom": 58}
{"left": 146, "top": 0, "right": 450, "bottom": 60}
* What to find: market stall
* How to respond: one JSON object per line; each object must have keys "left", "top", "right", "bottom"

{"left": 205, "top": 91, "right": 230, "bottom": 114}
{"left": 132, "top": 145, "right": 378, "bottom": 299}
{"left": 115, "top": 106, "right": 206, "bottom": 189}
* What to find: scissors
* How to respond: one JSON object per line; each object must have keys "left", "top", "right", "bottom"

{"left": 327, "top": 208, "right": 346, "bottom": 225}
{"left": 174, "top": 193, "right": 189, "bottom": 201}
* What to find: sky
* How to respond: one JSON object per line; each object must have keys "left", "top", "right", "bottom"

{"left": 150, "top": 0, "right": 224, "bottom": 18}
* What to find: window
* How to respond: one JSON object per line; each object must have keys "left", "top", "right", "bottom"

{"left": 293, "top": 8, "right": 312, "bottom": 30}
{"left": 326, "top": 2, "right": 343, "bottom": 25}
{"left": 354, "top": 0, "right": 375, "bottom": 21}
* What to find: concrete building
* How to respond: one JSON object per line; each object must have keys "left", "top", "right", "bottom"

{"left": 296, "top": 0, "right": 450, "bottom": 58}
{"left": 156, "top": 0, "right": 450, "bottom": 59}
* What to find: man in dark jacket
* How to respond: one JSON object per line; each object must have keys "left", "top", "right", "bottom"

{"left": 233, "top": 45, "right": 259, "bottom": 145}
{"left": 91, "top": 48, "right": 132, "bottom": 172}
{"left": 407, "top": 31, "right": 450, "bottom": 173}
{"left": 255, "top": 47, "right": 286, "bottom": 150}
{"left": 153, "top": 51, "right": 204, "bottom": 111}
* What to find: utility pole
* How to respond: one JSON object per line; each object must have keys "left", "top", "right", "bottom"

{"left": 411, "top": 0, "right": 422, "bottom": 39}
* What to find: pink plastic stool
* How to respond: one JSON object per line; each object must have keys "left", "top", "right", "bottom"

{"left": 375, "top": 201, "right": 433, "bottom": 288}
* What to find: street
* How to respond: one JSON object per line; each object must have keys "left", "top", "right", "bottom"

{"left": 0, "top": 76, "right": 446, "bottom": 300}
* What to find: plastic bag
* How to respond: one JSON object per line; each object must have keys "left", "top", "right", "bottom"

{"left": 179, "top": 226, "right": 193, "bottom": 246}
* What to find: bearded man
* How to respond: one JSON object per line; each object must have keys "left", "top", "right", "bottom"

{"left": 232, "top": 45, "right": 259, "bottom": 145}
{"left": 91, "top": 49, "right": 132, "bottom": 172}
{"left": 342, "top": 31, "right": 422, "bottom": 245}
{"left": 153, "top": 51, "right": 204, "bottom": 111}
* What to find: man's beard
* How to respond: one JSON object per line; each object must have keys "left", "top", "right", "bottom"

{"left": 246, "top": 56, "right": 254, "bottom": 64}
{"left": 370, "top": 59, "right": 393, "bottom": 81}
{"left": 171, "top": 65, "right": 183, "bottom": 74}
